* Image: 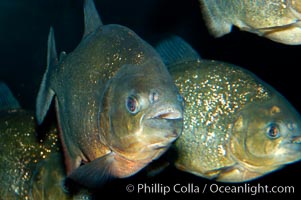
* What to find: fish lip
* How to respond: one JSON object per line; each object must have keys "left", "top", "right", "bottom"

{"left": 146, "top": 106, "right": 183, "bottom": 120}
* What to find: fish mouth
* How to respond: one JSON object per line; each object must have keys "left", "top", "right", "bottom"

{"left": 291, "top": 135, "right": 301, "bottom": 144}
{"left": 151, "top": 108, "right": 183, "bottom": 120}
{"left": 142, "top": 106, "right": 183, "bottom": 139}
{"left": 281, "top": 135, "right": 301, "bottom": 152}
{"left": 287, "top": 136, "right": 301, "bottom": 152}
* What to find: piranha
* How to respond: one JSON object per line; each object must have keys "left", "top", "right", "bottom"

{"left": 36, "top": 0, "right": 183, "bottom": 188}
{"left": 199, "top": 0, "right": 301, "bottom": 45}
{"left": 0, "top": 82, "right": 91, "bottom": 200}
{"left": 155, "top": 36, "right": 301, "bottom": 182}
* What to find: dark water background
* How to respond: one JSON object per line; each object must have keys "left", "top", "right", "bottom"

{"left": 0, "top": 0, "right": 300, "bottom": 199}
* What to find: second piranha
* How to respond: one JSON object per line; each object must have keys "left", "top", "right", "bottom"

{"left": 156, "top": 36, "right": 301, "bottom": 182}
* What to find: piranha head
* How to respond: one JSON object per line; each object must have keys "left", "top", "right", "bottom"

{"left": 228, "top": 94, "right": 301, "bottom": 182}
{"left": 100, "top": 57, "right": 184, "bottom": 177}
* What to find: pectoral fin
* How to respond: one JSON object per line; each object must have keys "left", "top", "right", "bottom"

{"left": 67, "top": 153, "right": 115, "bottom": 189}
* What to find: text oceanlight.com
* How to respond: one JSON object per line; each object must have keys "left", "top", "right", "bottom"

{"left": 125, "top": 183, "right": 295, "bottom": 195}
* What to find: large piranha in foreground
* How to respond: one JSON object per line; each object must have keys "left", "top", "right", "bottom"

{"left": 155, "top": 36, "right": 301, "bottom": 182}
{"left": 36, "top": 0, "right": 183, "bottom": 188}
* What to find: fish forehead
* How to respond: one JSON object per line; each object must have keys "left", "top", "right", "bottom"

{"left": 65, "top": 24, "right": 157, "bottom": 73}
{"left": 52, "top": 24, "right": 163, "bottom": 109}
{"left": 113, "top": 64, "right": 177, "bottom": 97}
{"left": 172, "top": 60, "right": 273, "bottom": 169}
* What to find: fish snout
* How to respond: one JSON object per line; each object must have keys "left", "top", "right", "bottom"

{"left": 146, "top": 88, "right": 184, "bottom": 121}
{"left": 143, "top": 103, "right": 183, "bottom": 141}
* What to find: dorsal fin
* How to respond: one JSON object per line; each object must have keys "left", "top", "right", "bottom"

{"left": 155, "top": 36, "right": 201, "bottom": 66}
{"left": 0, "top": 82, "right": 20, "bottom": 111}
{"left": 83, "top": 0, "right": 103, "bottom": 38}
{"left": 47, "top": 27, "right": 58, "bottom": 68}
{"left": 36, "top": 27, "right": 57, "bottom": 125}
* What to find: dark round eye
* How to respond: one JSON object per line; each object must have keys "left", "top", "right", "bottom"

{"left": 126, "top": 95, "right": 140, "bottom": 114}
{"left": 266, "top": 123, "right": 280, "bottom": 139}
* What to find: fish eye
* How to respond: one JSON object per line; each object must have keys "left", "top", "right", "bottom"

{"left": 126, "top": 95, "right": 140, "bottom": 114}
{"left": 266, "top": 123, "right": 281, "bottom": 139}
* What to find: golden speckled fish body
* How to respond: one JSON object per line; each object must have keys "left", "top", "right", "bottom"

{"left": 156, "top": 36, "right": 301, "bottom": 182}
{"left": 200, "top": 0, "right": 301, "bottom": 44}
{"left": 0, "top": 110, "right": 65, "bottom": 199}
